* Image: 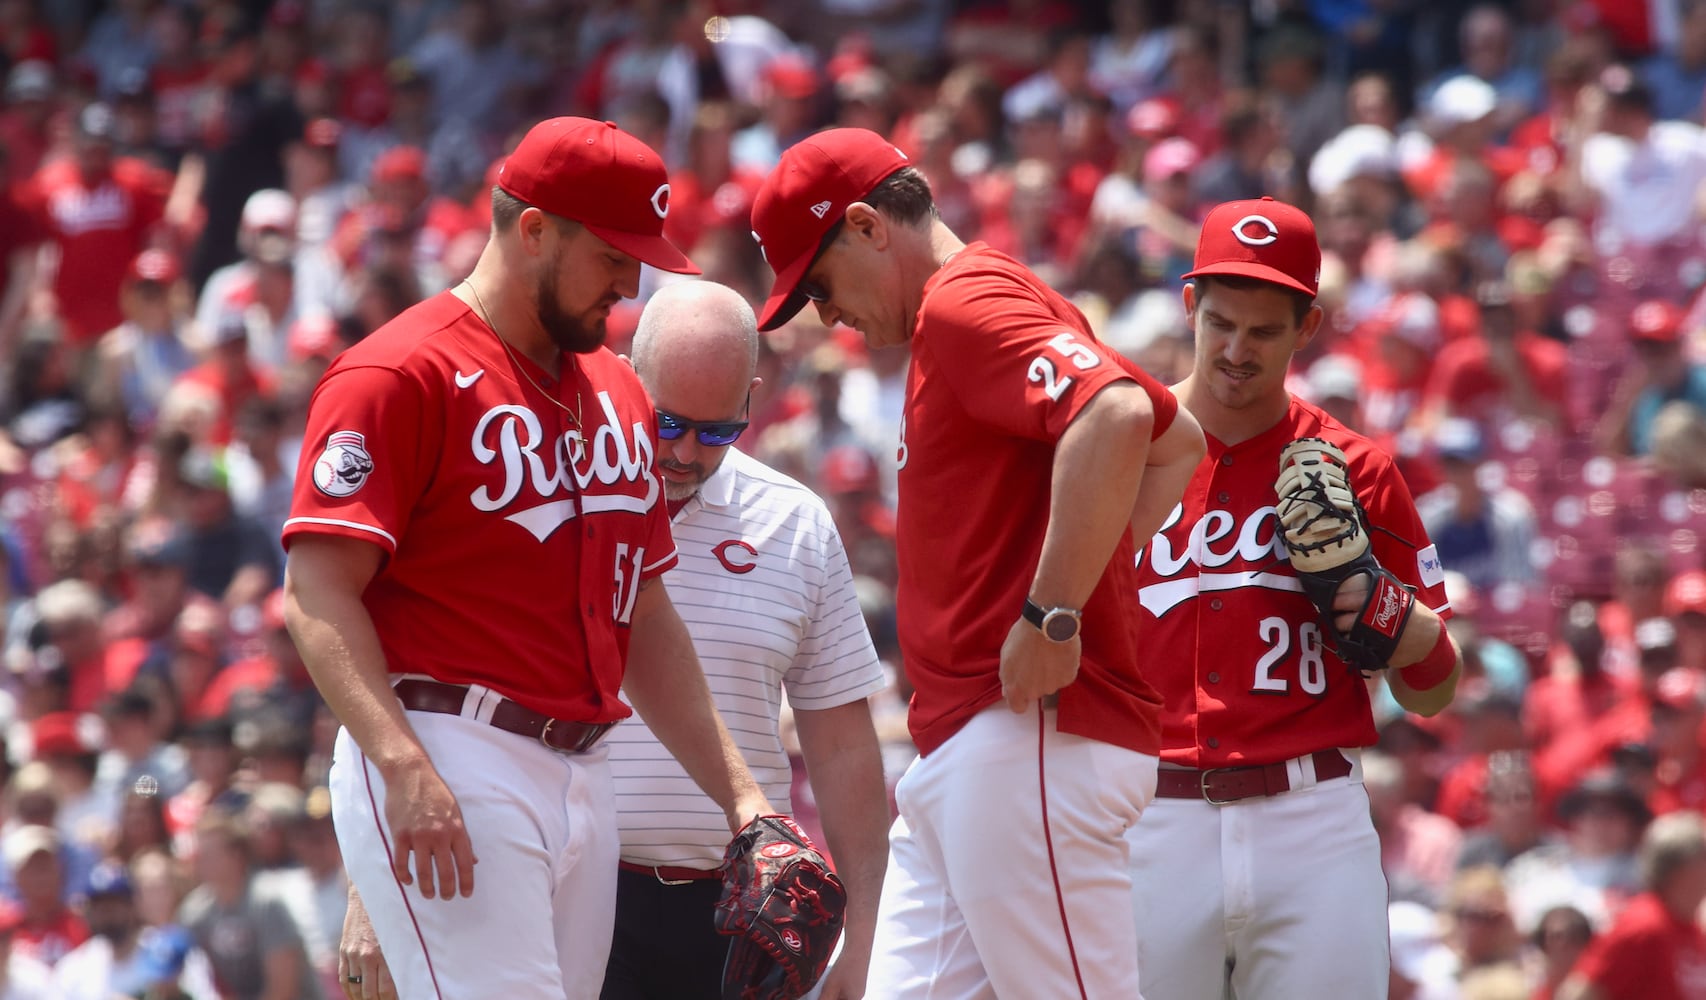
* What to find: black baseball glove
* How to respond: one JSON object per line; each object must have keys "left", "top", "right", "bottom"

{"left": 1274, "top": 437, "right": 1417, "bottom": 676}
{"left": 714, "top": 815, "right": 846, "bottom": 1000}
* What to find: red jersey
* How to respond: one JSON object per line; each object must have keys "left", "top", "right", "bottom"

{"left": 283, "top": 292, "right": 677, "bottom": 723}
{"left": 897, "top": 242, "right": 1180, "bottom": 757}
{"left": 14, "top": 909, "right": 88, "bottom": 967}
{"left": 24, "top": 157, "right": 167, "bottom": 343}
{"left": 1572, "top": 893, "right": 1706, "bottom": 1000}
{"left": 1136, "top": 396, "right": 1450, "bottom": 768}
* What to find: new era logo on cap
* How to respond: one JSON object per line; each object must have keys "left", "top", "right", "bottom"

{"left": 1182, "top": 196, "right": 1321, "bottom": 298}
{"left": 751, "top": 128, "right": 912, "bottom": 331}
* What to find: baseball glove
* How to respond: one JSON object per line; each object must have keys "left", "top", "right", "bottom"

{"left": 1275, "top": 437, "right": 1416, "bottom": 675}
{"left": 714, "top": 815, "right": 846, "bottom": 1000}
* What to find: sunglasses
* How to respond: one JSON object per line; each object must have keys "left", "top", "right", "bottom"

{"left": 656, "top": 394, "right": 751, "bottom": 447}
{"left": 796, "top": 220, "right": 845, "bottom": 305}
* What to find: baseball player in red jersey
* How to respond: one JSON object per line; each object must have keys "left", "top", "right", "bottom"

{"left": 282, "top": 117, "right": 773, "bottom": 1000}
{"left": 752, "top": 129, "right": 1207, "bottom": 998}
{"left": 1126, "top": 197, "right": 1463, "bottom": 1000}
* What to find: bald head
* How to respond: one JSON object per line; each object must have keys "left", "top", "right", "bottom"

{"left": 633, "top": 282, "right": 762, "bottom": 501}
{"left": 631, "top": 281, "right": 759, "bottom": 392}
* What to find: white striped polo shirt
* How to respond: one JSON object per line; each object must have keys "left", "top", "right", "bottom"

{"left": 609, "top": 447, "right": 887, "bottom": 869}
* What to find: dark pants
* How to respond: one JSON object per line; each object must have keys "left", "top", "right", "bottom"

{"left": 601, "top": 867, "right": 728, "bottom": 1000}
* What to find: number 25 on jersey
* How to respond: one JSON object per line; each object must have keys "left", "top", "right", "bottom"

{"left": 1027, "top": 332, "right": 1101, "bottom": 402}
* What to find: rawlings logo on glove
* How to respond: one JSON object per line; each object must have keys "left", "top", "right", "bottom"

{"left": 1275, "top": 437, "right": 1416, "bottom": 676}
{"left": 715, "top": 815, "right": 846, "bottom": 1000}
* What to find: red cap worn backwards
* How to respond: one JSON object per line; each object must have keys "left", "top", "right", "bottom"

{"left": 1182, "top": 197, "right": 1321, "bottom": 298}
{"left": 498, "top": 117, "right": 699, "bottom": 275}
{"left": 751, "top": 128, "right": 911, "bottom": 331}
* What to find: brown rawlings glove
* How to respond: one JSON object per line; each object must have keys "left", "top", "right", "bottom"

{"left": 1275, "top": 437, "right": 1416, "bottom": 676}
{"left": 714, "top": 815, "right": 846, "bottom": 1000}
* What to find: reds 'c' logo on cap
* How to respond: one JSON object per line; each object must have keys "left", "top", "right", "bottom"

{"left": 1231, "top": 214, "right": 1280, "bottom": 247}
{"left": 650, "top": 183, "right": 671, "bottom": 219}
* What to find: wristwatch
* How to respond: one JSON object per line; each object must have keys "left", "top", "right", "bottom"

{"left": 1022, "top": 599, "right": 1082, "bottom": 643}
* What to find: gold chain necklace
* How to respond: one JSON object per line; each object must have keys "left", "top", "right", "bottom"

{"left": 462, "top": 279, "right": 584, "bottom": 430}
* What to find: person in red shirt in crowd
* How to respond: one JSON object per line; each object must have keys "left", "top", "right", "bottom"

{"left": 1420, "top": 278, "right": 1570, "bottom": 432}
{"left": 944, "top": 0, "right": 1082, "bottom": 88}
{"left": 0, "top": 114, "right": 44, "bottom": 351}
{"left": 328, "top": 144, "right": 472, "bottom": 295}
{"left": 1597, "top": 546, "right": 1670, "bottom": 668}
{"left": 2, "top": 826, "right": 88, "bottom": 968}
{"left": 0, "top": 61, "right": 55, "bottom": 187}
{"left": 22, "top": 102, "right": 169, "bottom": 346}
{"left": 1667, "top": 570, "right": 1706, "bottom": 669}
{"left": 1644, "top": 668, "right": 1706, "bottom": 816}
{"left": 174, "top": 313, "right": 275, "bottom": 447}
{"left": 661, "top": 101, "right": 765, "bottom": 259}
{"left": 1509, "top": 41, "right": 1602, "bottom": 178}
{"left": 103, "top": 519, "right": 195, "bottom": 647}
{"left": 144, "top": 4, "right": 209, "bottom": 166}
{"left": 1436, "top": 689, "right": 1530, "bottom": 830}
{"left": 1528, "top": 599, "right": 1634, "bottom": 746}
{"left": 163, "top": 718, "right": 247, "bottom": 857}
{"left": 202, "top": 589, "right": 319, "bottom": 730}
{"left": 1559, "top": 811, "right": 1706, "bottom": 1000}
{"left": 1405, "top": 75, "right": 1528, "bottom": 205}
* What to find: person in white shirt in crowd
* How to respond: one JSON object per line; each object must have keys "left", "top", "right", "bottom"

{"left": 1573, "top": 65, "right": 1706, "bottom": 255}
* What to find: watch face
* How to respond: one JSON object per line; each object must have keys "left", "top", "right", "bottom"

{"left": 1043, "top": 612, "right": 1079, "bottom": 642}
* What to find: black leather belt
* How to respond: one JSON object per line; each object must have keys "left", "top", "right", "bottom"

{"left": 394, "top": 679, "right": 616, "bottom": 754}
{"left": 1156, "top": 750, "right": 1353, "bottom": 804}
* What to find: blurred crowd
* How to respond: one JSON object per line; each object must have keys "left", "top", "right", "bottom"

{"left": 2, "top": 0, "right": 1706, "bottom": 997}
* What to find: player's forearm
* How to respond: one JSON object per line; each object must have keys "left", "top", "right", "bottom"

{"left": 623, "top": 580, "right": 770, "bottom": 829}
{"left": 1031, "top": 383, "right": 1154, "bottom": 609}
{"left": 794, "top": 701, "right": 889, "bottom": 961}
{"left": 1129, "top": 407, "right": 1205, "bottom": 544}
{"left": 283, "top": 542, "right": 430, "bottom": 778}
{"left": 1387, "top": 608, "right": 1460, "bottom": 717}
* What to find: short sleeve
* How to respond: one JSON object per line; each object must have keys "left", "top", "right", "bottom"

{"left": 921, "top": 270, "right": 1138, "bottom": 442}
{"left": 782, "top": 503, "right": 887, "bottom": 711}
{"left": 283, "top": 365, "right": 440, "bottom": 555}
{"left": 1111, "top": 352, "right": 1180, "bottom": 439}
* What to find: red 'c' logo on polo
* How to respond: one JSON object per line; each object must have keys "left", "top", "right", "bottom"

{"left": 713, "top": 539, "right": 757, "bottom": 574}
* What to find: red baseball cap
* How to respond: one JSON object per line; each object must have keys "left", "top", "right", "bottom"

{"left": 498, "top": 117, "right": 698, "bottom": 275}
{"left": 1630, "top": 299, "right": 1684, "bottom": 343}
{"left": 1182, "top": 196, "right": 1321, "bottom": 298}
{"left": 371, "top": 145, "right": 426, "bottom": 184}
{"left": 751, "top": 127, "right": 911, "bottom": 331}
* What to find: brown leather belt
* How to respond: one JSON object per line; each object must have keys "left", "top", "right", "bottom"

{"left": 1156, "top": 750, "right": 1353, "bottom": 804}
{"left": 618, "top": 860, "right": 723, "bottom": 884}
{"left": 394, "top": 679, "right": 616, "bottom": 754}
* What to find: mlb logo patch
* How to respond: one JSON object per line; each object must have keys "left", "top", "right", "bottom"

{"left": 1416, "top": 545, "right": 1446, "bottom": 589}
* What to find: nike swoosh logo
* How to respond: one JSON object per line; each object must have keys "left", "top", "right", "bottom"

{"left": 454, "top": 369, "right": 484, "bottom": 389}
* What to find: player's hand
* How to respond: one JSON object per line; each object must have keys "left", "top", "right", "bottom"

{"left": 1331, "top": 574, "right": 1369, "bottom": 636}
{"left": 999, "top": 618, "right": 1080, "bottom": 713}
{"left": 381, "top": 758, "right": 477, "bottom": 900}
{"left": 339, "top": 889, "right": 397, "bottom": 1000}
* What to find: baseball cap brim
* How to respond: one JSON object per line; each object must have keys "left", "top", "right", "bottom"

{"left": 585, "top": 224, "right": 701, "bottom": 276}
{"left": 1182, "top": 260, "right": 1316, "bottom": 298}
{"left": 757, "top": 243, "right": 818, "bottom": 332}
